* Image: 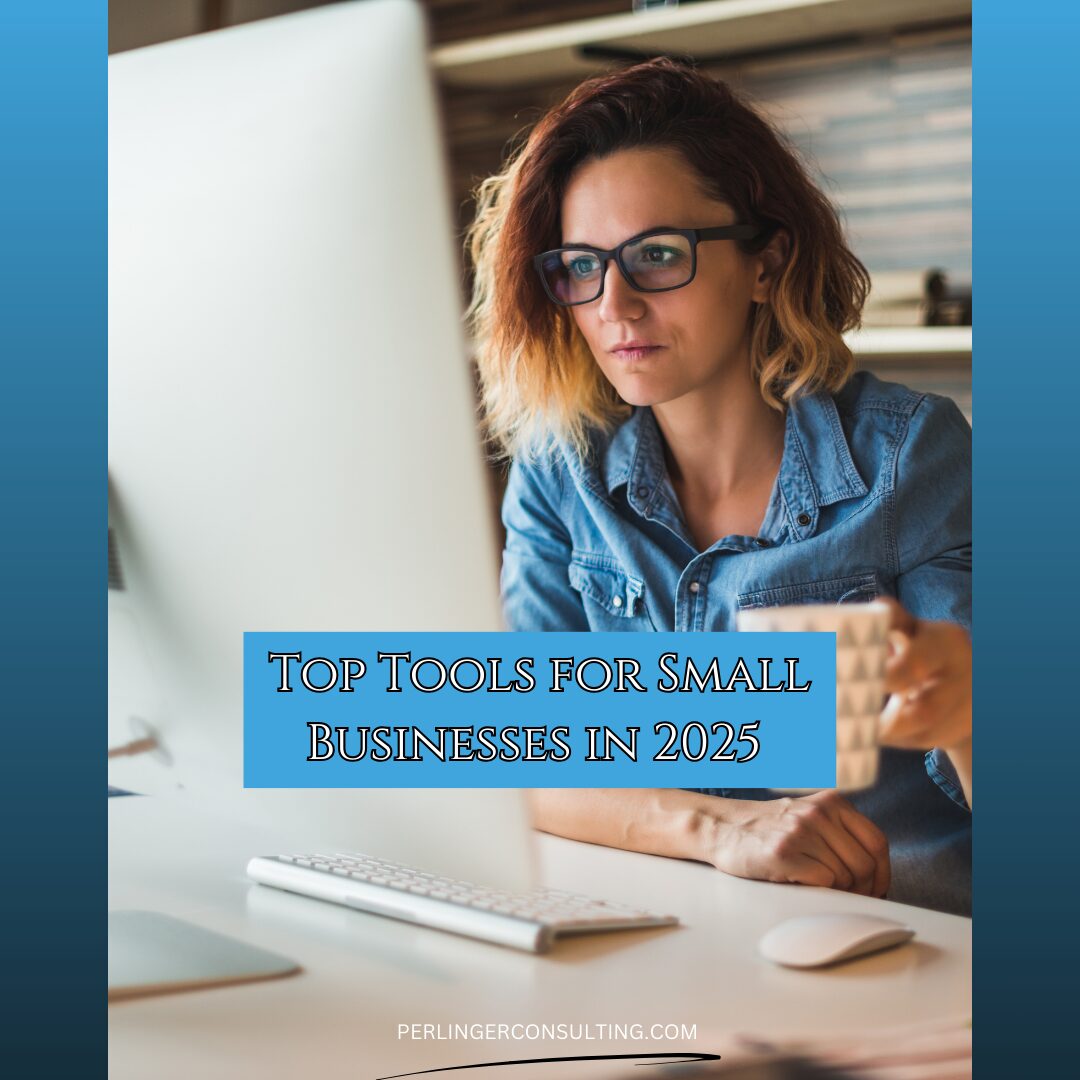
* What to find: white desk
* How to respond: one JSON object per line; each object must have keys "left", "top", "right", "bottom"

{"left": 109, "top": 796, "right": 971, "bottom": 1080}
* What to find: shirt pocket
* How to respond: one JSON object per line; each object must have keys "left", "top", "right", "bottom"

{"left": 737, "top": 571, "right": 886, "bottom": 610}
{"left": 568, "top": 556, "right": 656, "bottom": 630}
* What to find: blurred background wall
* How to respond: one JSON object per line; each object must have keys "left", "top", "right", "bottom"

{"left": 109, "top": 0, "right": 972, "bottom": 419}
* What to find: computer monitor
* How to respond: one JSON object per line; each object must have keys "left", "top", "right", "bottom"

{"left": 108, "top": 0, "right": 530, "bottom": 887}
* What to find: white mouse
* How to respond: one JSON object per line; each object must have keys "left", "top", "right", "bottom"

{"left": 758, "top": 914, "right": 915, "bottom": 968}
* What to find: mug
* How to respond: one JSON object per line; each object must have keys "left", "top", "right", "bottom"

{"left": 736, "top": 601, "right": 892, "bottom": 791}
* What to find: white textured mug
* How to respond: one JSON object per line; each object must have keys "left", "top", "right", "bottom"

{"left": 736, "top": 600, "right": 892, "bottom": 791}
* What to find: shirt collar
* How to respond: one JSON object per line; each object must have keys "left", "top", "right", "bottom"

{"left": 778, "top": 390, "right": 869, "bottom": 539}
{"left": 600, "top": 406, "right": 653, "bottom": 496}
{"left": 591, "top": 390, "right": 868, "bottom": 539}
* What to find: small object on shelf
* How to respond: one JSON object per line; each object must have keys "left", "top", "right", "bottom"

{"left": 844, "top": 325, "right": 971, "bottom": 357}
{"left": 861, "top": 269, "right": 928, "bottom": 328}
{"left": 633, "top": 0, "right": 679, "bottom": 12}
{"left": 861, "top": 269, "right": 973, "bottom": 329}
{"left": 924, "top": 268, "right": 972, "bottom": 326}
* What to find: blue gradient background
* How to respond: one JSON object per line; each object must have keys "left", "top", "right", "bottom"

{"left": 0, "top": 2, "right": 106, "bottom": 1077}
{"left": 977, "top": 2, "right": 1077, "bottom": 1075}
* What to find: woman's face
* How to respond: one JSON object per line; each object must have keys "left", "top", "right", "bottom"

{"left": 559, "top": 147, "right": 772, "bottom": 409}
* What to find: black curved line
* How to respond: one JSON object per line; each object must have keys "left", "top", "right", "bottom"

{"left": 376, "top": 1051, "right": 722, "bottom": 1079}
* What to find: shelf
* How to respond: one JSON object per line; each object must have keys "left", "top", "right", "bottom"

{"left": 844, "top": 326, "right": 971, "bottom": 359}
{"left": 432, "top": 0, "right": 972, "bottom": 88}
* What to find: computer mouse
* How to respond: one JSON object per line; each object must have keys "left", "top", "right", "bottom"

{"left": 758, "top": 914, "right": 915, "bottom": 968}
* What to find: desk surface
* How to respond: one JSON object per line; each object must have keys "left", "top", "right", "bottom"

{"left": 109, "top": 795, "right": 971, "bottom": 1080}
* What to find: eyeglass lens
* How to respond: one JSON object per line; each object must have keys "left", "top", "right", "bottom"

{"left": 540, "top": 233, "right": 694, "bottom": 304}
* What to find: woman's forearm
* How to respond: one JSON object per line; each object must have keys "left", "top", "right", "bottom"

{"left": 527, "top": 787, "right": 728, "bottom": 863}
{"left": 528, "top": 787, "right": 892, "bottom": 896}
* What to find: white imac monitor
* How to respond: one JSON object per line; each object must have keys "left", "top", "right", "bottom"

{"left": 108, "top": 0, "right": 528, "bottom": 885}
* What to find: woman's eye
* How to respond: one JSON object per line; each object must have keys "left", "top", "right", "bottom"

{"left": 566, "top": 256, "right": 600, "bottom": 279}
{"left": 639, "top": 245, "right": 682, "bottom": 266}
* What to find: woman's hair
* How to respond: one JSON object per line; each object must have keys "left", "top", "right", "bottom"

{"left": 466, "top": 57, "right": 870, "bottom": 460}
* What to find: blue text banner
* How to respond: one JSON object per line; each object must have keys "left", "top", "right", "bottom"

{"left": 243, "top": 632, "right": 837, "bottom": 788}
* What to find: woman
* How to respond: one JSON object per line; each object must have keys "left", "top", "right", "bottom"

{"left": 467, "top": 59, "right": 971, "bottom": 915}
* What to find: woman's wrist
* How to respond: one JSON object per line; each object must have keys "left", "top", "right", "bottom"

{"left": 683, "top": 794, "right": 747, "bottom": 864}
{"left": 614, "top": 789, "right": 746, "bottom": 864}
{"left": 944, "top": 733, "right": 972, "bottom": 756}
{"left": 529, "top": 788, "right": 740, "bottom": 864}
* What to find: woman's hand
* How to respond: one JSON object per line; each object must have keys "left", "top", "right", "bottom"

{"left": 876, "top": 597, "right": 972, "bottom": 808}
{"left": 703, "top": 790, "right": 890, "bottom": 897}
{"left": 878, "top": 598, "right": 972, "bottom": 753}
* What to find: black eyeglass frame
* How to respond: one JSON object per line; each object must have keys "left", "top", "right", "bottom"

{"left": 532, "top": 224, "right": 763, "bottom": 307}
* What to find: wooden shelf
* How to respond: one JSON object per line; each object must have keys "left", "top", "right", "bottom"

{"left": 844, "top": 326, "right": 971, "bottom": 359}
{"left": 432, "top": 0, "right": 972, "bottom": 88}
{"left": 463, "top": 327, "right": 970, "bottom": 361}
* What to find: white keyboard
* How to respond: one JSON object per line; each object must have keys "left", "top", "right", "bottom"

{"left": 247, "top": 852, "right": 678, "bottom": 953}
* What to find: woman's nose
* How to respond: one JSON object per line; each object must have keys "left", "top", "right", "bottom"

{"left": 597, "top": 260, "right": 645, "bottom": 322}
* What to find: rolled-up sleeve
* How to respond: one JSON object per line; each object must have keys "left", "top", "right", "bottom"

{"left": 892, "top": 395, "right": 972, "bottom": 810}
{"left": 500, "top": 455, "right": 589, "bottom": 632}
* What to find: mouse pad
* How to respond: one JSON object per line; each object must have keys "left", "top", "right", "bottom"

{"left": 108, "top": 910, "right": 300, "bottom": 1001}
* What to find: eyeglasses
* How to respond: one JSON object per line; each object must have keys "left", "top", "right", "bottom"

{"left": 533, "top": 224, "right": 762, "bottom": 307}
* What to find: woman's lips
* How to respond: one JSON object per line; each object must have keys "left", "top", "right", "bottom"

{"left": 610, "top": 345, "right": 664, "bottom": 361}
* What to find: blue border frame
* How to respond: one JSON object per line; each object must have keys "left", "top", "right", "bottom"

{"left": 3, "top": 1, "right": 1077, "bottom": 1074}
{"left": 976, "top": 2, "right": 1078, "bottom": 1075}
{"left": 0, "top": 2, "right": 106, "bottom": 1076}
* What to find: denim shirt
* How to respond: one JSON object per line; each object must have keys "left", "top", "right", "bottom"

{"left": 501, "top": 372, "right": 972, "bottom": 916}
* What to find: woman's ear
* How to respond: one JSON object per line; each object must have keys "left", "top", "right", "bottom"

{"left": 750, "top": 228, "right": 791, "bottom": 304}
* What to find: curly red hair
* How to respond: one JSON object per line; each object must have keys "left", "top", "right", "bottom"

{"left": 466, "top": 57, "right": 870, "bottom": 459}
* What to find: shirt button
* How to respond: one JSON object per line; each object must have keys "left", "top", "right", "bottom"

{"left": 636, "top": 486, "right": 650, "bottom": 499}
{"left": 797, "top": 512, "right": 812, "bottom": 527}
{"left": 612, "top": 595, "right": 623, "bottom": 608}
{"left": 755, "top": 538, "right": 770, "bottom": 547}
{"left": 688, "top": 582, "right": 701, "bottom": 594}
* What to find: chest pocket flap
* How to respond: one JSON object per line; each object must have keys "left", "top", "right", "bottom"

{"left": 568, "top": 560, "right": 646, "bottom": 619}
{"left": 738, "top": 571, "right": 885, "bottom": 610}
